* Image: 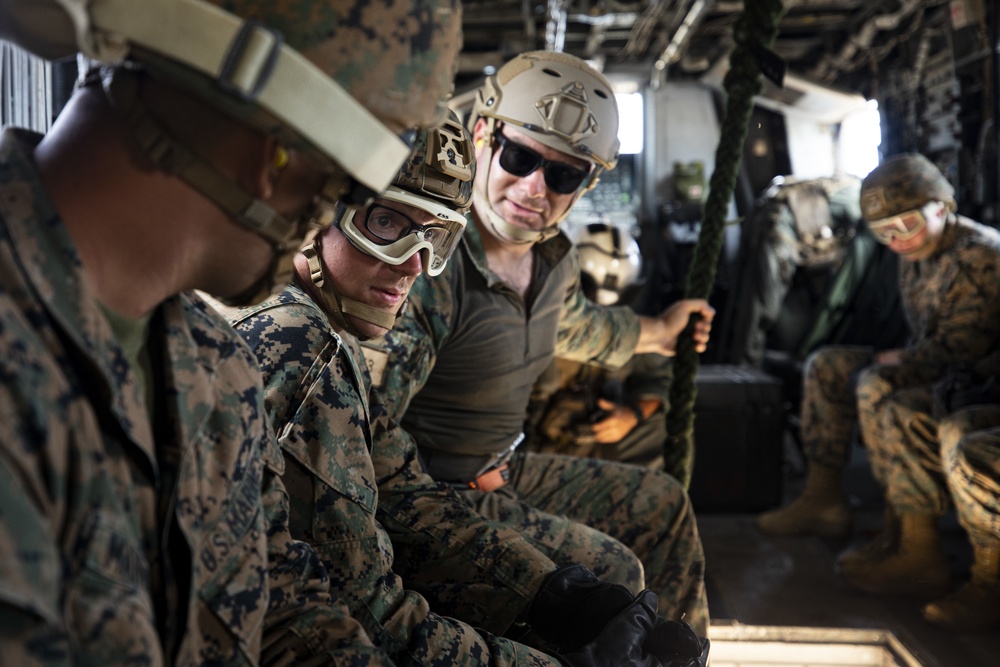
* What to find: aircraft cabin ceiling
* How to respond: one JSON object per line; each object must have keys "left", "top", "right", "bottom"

{"left": 456, "top": 0, "right": 961, "bottom": 95}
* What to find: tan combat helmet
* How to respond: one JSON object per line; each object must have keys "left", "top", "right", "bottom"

{"left": 576, "top": 222, "right": 643, "bottom": 306}
{"left": 304, "top": 110, "right": 476, "bottom": 337}
{"left": 859, "top": 153, "right": 956, "bottom": 223}
{"left": 0, "top": 0, "right": 462, "bottom": 304}
{"left": 470, "top": 50, "right": 621, "bottom": 244}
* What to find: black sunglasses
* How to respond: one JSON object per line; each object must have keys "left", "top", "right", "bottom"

{"left": 494, "top": 131, "right": 591, "bottom": 195}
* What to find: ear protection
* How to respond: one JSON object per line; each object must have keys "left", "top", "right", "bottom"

{"left": 274, "top": 145, "right": 290, "bottom": 170}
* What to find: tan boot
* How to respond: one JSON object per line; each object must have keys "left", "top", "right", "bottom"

{"left": 756, "top": 464, "right": 851, "bottom": 539}
{"left": 924, "top": 540, "right": 1000, "bottom": 632}
{"left": 837, "top": 505, "right": 899, "bottom": 577}
{"left": 839, "top": 512, "right": 951, "bottom": 598}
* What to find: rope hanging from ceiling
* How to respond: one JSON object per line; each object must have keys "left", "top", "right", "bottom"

{"left": 664, "top": 0, "right": 786, "bottom": 488}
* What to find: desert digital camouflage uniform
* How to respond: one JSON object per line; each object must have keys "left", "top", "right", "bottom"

{"left": 525, "top": 354, "right": 672, "bottom": 471}
{"left": 365, "top": 221, "right": 709, "bottom": 635}
{"left": 226, "top": 283, "right": 563, "bottom": 666}
{"left": 0, "top": 129, "right": 384, "bottom": 666}
{"left": 800, "top": 217, "right": 1000, "bottom": 484}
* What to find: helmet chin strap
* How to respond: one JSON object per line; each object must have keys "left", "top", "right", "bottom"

{"left": 301, "top": 240, "right": 402, "bottom": 340}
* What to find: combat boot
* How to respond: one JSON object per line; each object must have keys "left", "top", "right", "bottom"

{"left": 756, "top": 463, "right": 851, "bottom": 539}
{"left": 836, "top": 505, "right": 899, "bottom": 577}
{"left": 923, "top": 539, "right": 1000, "bottom": 632}
{"left": 839, "top": 512, "right": 951, "bottom": 598}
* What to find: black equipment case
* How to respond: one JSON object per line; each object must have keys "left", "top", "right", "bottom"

{"left": 687, "top": 364, "right": 785, "bottom": 513}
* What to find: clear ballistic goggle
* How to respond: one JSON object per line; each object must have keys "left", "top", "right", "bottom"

{"left": 339, "top": 186, "right": 467, "bottom": 276}
{"left": 866, "top": 201, "right": 938, "bottom": 245}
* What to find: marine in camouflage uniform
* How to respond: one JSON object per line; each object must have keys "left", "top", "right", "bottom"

{"left": 0, "top": 128, "right": 388, "bottom": 666}
{"left": 757, "top": 155, "right": 1000, "bottom": 606}
{"left": 226, "top": 285, "right": 563, "bottom": 666}
{"left": 0, "top": 0, "right": 463, "bottom": 663}
{"left": 364, "top": 51, "right": 710, "bottom": 636}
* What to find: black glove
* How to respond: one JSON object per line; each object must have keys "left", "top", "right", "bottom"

{"left": 646, "top": 618, "right": 710, "bottom": 667}
{"left": 560, "top": 595, "right": 712, "bottom": 667}
{"left": 557, "top": 590, "right": 664, "bottom": 667}
{"left": 528, "top": 564, "right": 635, "bottom": 650}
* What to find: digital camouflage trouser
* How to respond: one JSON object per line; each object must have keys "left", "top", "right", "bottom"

{"left": 454, "top": 450, "right": 709, "bottom": 636}
{"left": 879, "top": 403, "right": 1000, "bottom": 549}
{"left": 801, "top": 345, "right": 929, "bottom": 480}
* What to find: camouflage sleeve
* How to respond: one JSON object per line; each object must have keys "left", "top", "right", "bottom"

{"left": 0, "top": 450, "right": 67, "bottom": 666}
{"left": 0, "top": 316, "right": 73, "bottom": 665}
{"left": 258, "top": 434, "right": 392, "bottom": 665}
{"left": 899, "top": 242, "right": 1000, "bottom": 379}
{"left": 554, "top": 248, "right": 640, "bottom": 368}
{"left": 366, "top": 384, "right": 554, "bottom": 633}
{"left": 226, "top": 300, "right": 394, "bottom": 665}
{"left": 622, "top": 353, "right": 673, "bottom": 407}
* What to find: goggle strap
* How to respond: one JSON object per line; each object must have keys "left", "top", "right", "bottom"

{"left": 106, "top": 68, "right": 295, "bottom": 248}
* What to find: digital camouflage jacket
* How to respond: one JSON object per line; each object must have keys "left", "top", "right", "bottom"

{"left": 226, "top": 283, "right": 561, "bottom": 666}
{"left": 0, "top": 129, "right": 379, "bottom": 666}
{"left": 896, "top": 216, "right": 1000, "bottom": 380}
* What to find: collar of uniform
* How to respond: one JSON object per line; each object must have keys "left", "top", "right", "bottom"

{"left": 461, "top": 214, "right": 574, "bottom": 288}
{"left": 214, "top": 278, "right": 314, "bottom": 328}
{"left": 915, "top": 214, "right": 962, "bottom": 264}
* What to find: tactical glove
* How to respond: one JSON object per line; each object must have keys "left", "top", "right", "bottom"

{"left": 558, "top": 592, "right": 711, "bottom": 667}
{"left": 528, "top": 564, "right": 635, "bottom": 650}
{"left": 646, "top": 618, "right": 711, "bottom": 667}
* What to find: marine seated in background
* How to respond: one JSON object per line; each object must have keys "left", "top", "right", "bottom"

{"left": 756, "top": 155, "right": 1000, "bottom": 580}
{"left": 525, "top": 222, "right": 678, "bottom": 477}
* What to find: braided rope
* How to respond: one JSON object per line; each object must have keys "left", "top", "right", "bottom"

{"left": 665, "top": 0, "right": 786, "bottom": 488}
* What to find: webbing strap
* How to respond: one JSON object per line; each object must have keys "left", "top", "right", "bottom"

{"left": 12, "top": 0, "right": 410, "bottom": 192}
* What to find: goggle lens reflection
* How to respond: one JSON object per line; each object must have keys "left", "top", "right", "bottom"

{"left": 868, "top": 208, "right": 927, "bottom": 244}
{"left": 364, "top": 205, "right": 450, "bottom": 245}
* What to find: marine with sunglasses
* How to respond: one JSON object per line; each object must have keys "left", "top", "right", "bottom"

{"left": 216, "top": 115, "right": 710, "bottom": 666}
{"left": 757, "top": 154, "right": 1000, "bottom": 590}
{"left": 363, "top": 51, "right": 713, "bottom": 637}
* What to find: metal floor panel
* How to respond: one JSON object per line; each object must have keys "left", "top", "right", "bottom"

{"left": 698, "top": 438, "right": 1000, "bottom": 667}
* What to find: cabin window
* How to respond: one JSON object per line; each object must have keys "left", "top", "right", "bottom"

{"left": 839, "top": 100, "right": 882, "bottom": 179}
{"left": 616, "top": 92, "right": 643, "bottom": 155}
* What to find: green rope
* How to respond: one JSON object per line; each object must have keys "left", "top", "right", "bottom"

{"left": 665, "top": 0, "right": 786, "bottom": 488}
